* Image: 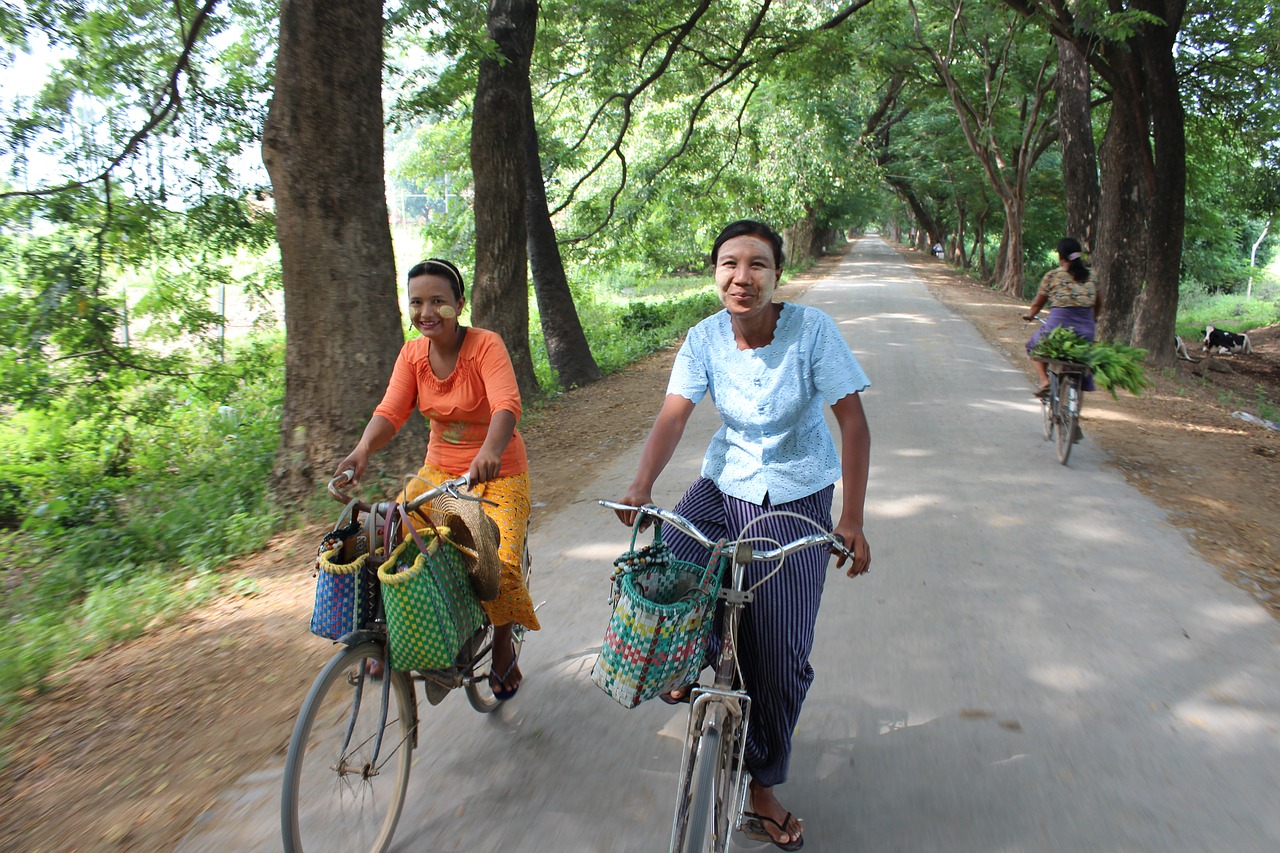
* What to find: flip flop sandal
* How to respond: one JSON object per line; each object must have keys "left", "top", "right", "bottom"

{"left": 659, "top": 683, "right": 696, "bottom": 705}
{"left": 488, "top": 647, "right": 521, "bottom": 701}
{"left": 739, "top": 811, "right": 804, "bottom": 851}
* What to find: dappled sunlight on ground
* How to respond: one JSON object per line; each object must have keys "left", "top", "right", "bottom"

{"left": 870, "top": 493, "right": 944, "bottom": 519}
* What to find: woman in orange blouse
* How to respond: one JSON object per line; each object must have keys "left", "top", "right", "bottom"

{"left": 335, "top": 259, "right": 539, "bottom": 700}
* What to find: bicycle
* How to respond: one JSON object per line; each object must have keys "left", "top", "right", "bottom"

{"left": 598, "top": 500, "right": 856, "bottom": 853}
{"left": 1033, "top": 355, "right": 1088, "bottom": 465}
{"left": 281, "top": 472, "right": 533, "bottom": 853}
{"left": 1027, "top": 317, "right": 1090, "bottom": 466}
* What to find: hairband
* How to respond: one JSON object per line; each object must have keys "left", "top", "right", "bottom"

{"left": 1067, "top": 252, "right": 1081, "bottom": 260}
{"left": 423, "top": 259, "right": 463, "bottom": 289}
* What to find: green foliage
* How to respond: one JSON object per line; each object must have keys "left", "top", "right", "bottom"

{"left": 0, "top": 332, "right": 284, "bottom": 708}
{"left": 1032, "top": 326, "right": 1151, "bottom": 397}
{"left": 1176, "top": 278, "right": 1280, "bottom": 338}
{"left": 528, "top": 271, "right": 721, "bottom": 391}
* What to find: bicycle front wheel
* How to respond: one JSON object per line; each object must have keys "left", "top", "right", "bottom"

{"left": 1056, "top": 375, "right": 1080, "bottom": 465}
{"left": 281, "top": 641, "right": 416, "bottom": 853}
{"left": 675, "top": 725, "right": 723, "bottom": 853}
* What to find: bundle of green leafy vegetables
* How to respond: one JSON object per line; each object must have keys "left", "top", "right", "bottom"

{"left": 1031, "top": 326, "right": 1150, "bottom": 397}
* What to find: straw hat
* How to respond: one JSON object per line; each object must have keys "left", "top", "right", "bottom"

{"left": 424, "top": 492, "right": 502, "bottom": 601}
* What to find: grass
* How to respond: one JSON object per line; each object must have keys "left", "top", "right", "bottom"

{"left": 1176, "top": 276, "right": 1280, "bottom": 339}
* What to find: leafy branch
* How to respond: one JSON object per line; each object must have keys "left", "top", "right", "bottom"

{"left": 0, "top": 0, "right": 222, "bottom": 201}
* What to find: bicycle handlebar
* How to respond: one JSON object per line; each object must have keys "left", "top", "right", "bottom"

{"left": 598, "top": 500, "right": 852, "bottom": 564}
{"left": 329, "top": 470, "right": 476, "bottom": 514}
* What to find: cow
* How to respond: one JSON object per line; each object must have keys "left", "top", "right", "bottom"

{"left": 1203, "top": 325, "right": 1253, "bottom": 355}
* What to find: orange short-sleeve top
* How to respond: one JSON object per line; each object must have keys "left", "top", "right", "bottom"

{"left": 372, "top": 328, "right": 528, "bottom": 477}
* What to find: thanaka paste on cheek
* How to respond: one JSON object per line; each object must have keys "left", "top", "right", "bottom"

{"left": 437, "top": 305, "right": 457, "bottom": 319}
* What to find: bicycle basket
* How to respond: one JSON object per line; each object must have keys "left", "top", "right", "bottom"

{"left": 591, "top": 520, "right": 724, "bottom": 709}
{"left": 378, "top": 517, "right": 485, "bottom": 672}
{"left": 310, "top": 500, "right": 380, "bottom": 640}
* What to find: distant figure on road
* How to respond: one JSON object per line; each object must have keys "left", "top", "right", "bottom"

{"left": 1023, "top": 236, "right": 1101, "bottom": 397}
{"left": 932, "top": 242, "right": 944, "bottom": 258}
{"left": 613, "top": 219, "right": 872, "bottom": 850}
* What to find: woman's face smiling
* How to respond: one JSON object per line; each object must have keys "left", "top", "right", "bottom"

{"left": 714, "top": 235, "right": 780, "bottom": 318}
{"left": 407, "top": 273, "right": 463, "bottom": 340}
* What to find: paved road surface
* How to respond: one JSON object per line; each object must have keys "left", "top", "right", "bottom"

{"left": 180, "top": 236, "right": 1280, "bottom": 852}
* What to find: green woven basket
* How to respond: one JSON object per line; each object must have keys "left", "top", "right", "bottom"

{"left": 591, "top": 520, "right": 724, "bottom": 708}
{"left": 378, "top": 527, "right": 484, "bottom": 673}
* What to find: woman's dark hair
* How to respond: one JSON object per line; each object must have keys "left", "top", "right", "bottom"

{"left": 1056, "top": 237, "right": 1089, "bottom": 283}
{"left": 407, "top": 258, "right": 465, "bottom": 300}
{"left": 712, "top": 220, "right": 785, "bottom": 269}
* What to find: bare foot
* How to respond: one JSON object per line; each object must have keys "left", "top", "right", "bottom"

{"left": 660, "top": 683, "right": 695, "bottom": 704}
{"left": 749, "top": 781, "right": 803, "bottom": 848}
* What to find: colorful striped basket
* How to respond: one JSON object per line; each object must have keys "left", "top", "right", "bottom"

{"left": 591, "top": 520, "right": 724, "bottom": 708}
{"left": 310, "top": 500, "right": 379, "bottom": 641}
{"left": 377, "top": 514, "right": 484, "bottom": 673}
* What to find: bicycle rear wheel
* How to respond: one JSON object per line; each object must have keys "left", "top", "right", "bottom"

{"left": 465, "top": 538, "right": 533, "bottom": 713}
{"left": 1056, "top": 375, "right": 1080, "bottom": 465}
{"left": 281, "top": 641, "right": 416, "bottom": 853}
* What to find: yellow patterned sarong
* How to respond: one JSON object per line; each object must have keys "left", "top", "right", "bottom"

{"left": 399, "top": 464, "right": 540, "bottom": 631}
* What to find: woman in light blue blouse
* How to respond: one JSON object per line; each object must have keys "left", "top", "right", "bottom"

{"left": 615, "top": 219, "right": 871, "bottom": 851}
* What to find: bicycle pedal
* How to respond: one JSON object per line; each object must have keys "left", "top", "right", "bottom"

{"left": 736, "top": 813, "right": 772, "bottom": 843}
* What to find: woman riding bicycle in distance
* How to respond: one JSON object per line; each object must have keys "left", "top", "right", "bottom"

{"left": 334, "top": 258, "right": 539, "bottom": 700}
{"left": 613, "top": 220, "right": 872, "bottom": 851}
{"left": 1023, "top": 237, "right": 1102, "bottom": 397}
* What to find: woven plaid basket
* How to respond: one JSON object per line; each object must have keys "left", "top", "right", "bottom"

{"left": 377, "top": 509, "right": 485, "bottom": 673}
{"left": 310, "top": 500, "right": 379, "bottom": 640}
{"left": 591, "top": 520, "right": 724, "bottom": 708}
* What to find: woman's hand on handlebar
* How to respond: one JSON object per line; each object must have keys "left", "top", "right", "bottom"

{"left": 831, "top": 522, "right": 871, "bottom": 578}
{"left": 612, "top": 487, "right": 653, "bottom": 528}
{"left": 334, "top": 448, "right": 370, "bottom": 486}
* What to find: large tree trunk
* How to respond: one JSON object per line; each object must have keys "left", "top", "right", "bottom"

{"left": 1093, "top": 47, "right": 1150, "bottom": 345}
{"left": 994, "top": 194, "right": 1027, "bottom": 296}
{"left": 1055, "top": 36, "right": 1100, "bottom": 250}
{"left": 783, "top": 213, "right": 818, "bottom": 266}
{"left": 522, "top": 62, "right": 601, "bottom": 390}
{"left": 890, "top": 180, "right": 946, "bottom": 255}
{"left": 1130, "top": 11, "right": 1186, "bottom": 364}
{"left": 263, "top": 0, "right": 421, "bottom": 500}
{"left": 471, "top": 0, "right": 539, "bottom": 399}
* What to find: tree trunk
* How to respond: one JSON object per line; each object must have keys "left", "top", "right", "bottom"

{"left": 783, "top": 213, "right": 817, "bottom": 266}
{"left": 522, "top": 67, "right": 601, "bottom": 390}
{"left": 1055, "top": 36, "right": 1100, "bottom": 250}
{"left": 1130, "top": 11, "right": 1186, "bottom": 365}
{"left": 973, "top": 208, "right": 991, "bottom": 279}
{"left": 1093, "top": 46, "right": 1150, "bottom": 345}
{"left": 471, "top": 0, "right": 539, "bottom": 400}
{"left": 953, "top": 198, "right": 968, "bottom": 267}
{"left": 994, "top": 194, "right": 1026, "bottom": 296}
{"left": 890, "top": 179, "right": 945, "bottom": 254}
{"left": 263, "top": 0, "right": 422, "bottom": 500}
